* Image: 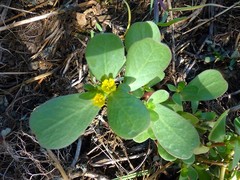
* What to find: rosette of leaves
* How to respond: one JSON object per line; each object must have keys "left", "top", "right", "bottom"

{"left": 30, "top": 21, "right": 172, "bottom": 149}
{"left": 30, "top": 21, "right": 228, "bottom": 165}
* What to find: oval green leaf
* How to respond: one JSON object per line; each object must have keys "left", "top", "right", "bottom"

{"left": 182, "top": 155, "right": 195, "bottom": 165}
{"left": 133, "top": 129, "right": 150, "bottom": 143}
{"left": 179, "top": 166, "right": 198, "bottom": 180}
{"left": 181, "top": 70, "right": 228, "bottom": 101}
{"left": 85, "top": 33, "right": 125, "bottom": 80}
{"left": 151, "top": 104, "right": 200, "bottom": 159}
{"left": 193, "top": 144, "right": 210, "bottom": 155}
{"left": 148, "top": 89, "right": 169, "bottom": 104}
{"left": 125, "top": 21, "right": 161, "bottom": 51}
{"left": 228, "top": 139, "right": 240, "bottom": 171}
{"left": 124, "top": 38, "right": 171, "bottom": 91}
{"left": 208, "top": 110, "right": 229, "bottom": 142}
{"left": 234, "top": 117, "right": 240, "bottom": 135}
{"left": 178, "top": 111, "right": 199, "bottom": 125}
{"left": 107, "top": 90, "right": 150, "bottom": 139}
{"left": 157, "top": 143, "right": 177, "bottom": 161}
{"left": 30, "top": 93, "right": 100, "bottom": 149}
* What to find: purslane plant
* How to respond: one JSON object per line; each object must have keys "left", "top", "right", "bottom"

{"left": 30, "top": 21, "right": 239, "bottom": 178}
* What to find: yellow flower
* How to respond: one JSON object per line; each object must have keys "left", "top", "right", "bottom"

{"left": 101, "top": 78, "right": 116, "bottom": 94}
{"left": 92, "top": 93, "right": 105, "bottom": 108}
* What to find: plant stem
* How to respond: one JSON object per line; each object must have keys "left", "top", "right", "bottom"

{"left": 47, "top": 149, "right": 69, "bottom": 180}
{"left": 123, "top": 0, "right": 131, "bottom": 35}
{"left": 220, "top": 165, "right": 227, "bottom": 180}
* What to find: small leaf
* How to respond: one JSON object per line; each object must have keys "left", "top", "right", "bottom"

{"left": 131, "top": 88, "right": 144, "bottom": 98}
{"left": 133, "top": 129, "right": 150, "bottom": 143}
{"left": 107, "top": 90, "right": 150, "bottom": 139}
{"left": 84, "top": 84, "right": 96, "bottom": 91}
{"left": 208, "top": 110, "right": 229, "bottom": 142}
{"left": 181, "top": 70, "right": 228, "bottom": 101}
{"left": 85, "top": 33, "right": 125, "bottom": 80}
{"left": 133, "top": 125, "right": 156, "bottom": 143}
{"left": 228, "top": 139, "right": 240, "bottom": 170}
{"left": 234, "top": 117, "right": 240, "bottom": 135}
{"left": 147, "top": 128, "right": 156, "bottom": 140}
{"left": 125, "top": 21, "right": 161, "bottom": 51}
{"left": 179, "top": 166, "right": 198, "bottom": 180}
{"left": 157, "top": 143, "right": 177, "bottom": 161}
{"left": 177, "top": 82, "right": 186, "bottom": 91}
{"left": 167, "top": 84, "right": 177, "bottom": 92}
{"left": 151, "top": 104, "right": 200, "bottom": 159}
{"left": 30, "top": 93, "right": 100, "bottom": 149}
{"left": 193, "top": 144, "right": 210, "bottom": 155}
{"left": 194, "top": 165, "right": 212, "bottom": 180}
{"left": 145, "top": 75, "right": 165, "bottom": 88}
{"left": 157, "top": 17, "right": 188, "bottom": 27}
{"left": 182, "top": 155, "right": 195, "bottom": 165}
{"left": 191, "top": 101, "right": 199, "bottom": 114}
{"left": 117, "top": 83, "right": 131, "bottom": 93}
{"left": 172, "top": 93, "right": 182, "bottom": 105}
{"left": 178, "top": 112, "right": 199, "bottom": 125}
{"left": 200, "top": 112, "right": 217, "bottom": 121}
{"left": 124, "top": 38, "right": 171, "bottom": 91}
{"left": 148, "top": 90, "right": 169, "bottom": 104}
{"left": 161, "top": 99, "right": 183, "bottom": 112}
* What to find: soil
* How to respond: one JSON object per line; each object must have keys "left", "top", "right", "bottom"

{"left": 0, "top": 0, "right": 240, "bottom": 179}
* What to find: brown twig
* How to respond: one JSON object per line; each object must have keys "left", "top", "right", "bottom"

{"left": 148, "top": 161, "right": 174, "bottom": 180}
{"left": 182, "top": 1, "right": 240, "bottom": 36}
{"left": 0, "top": 1, "right": 97, "bottom": 32}
{"left": 47, "top": 149, "right": 69, "bottom": 180}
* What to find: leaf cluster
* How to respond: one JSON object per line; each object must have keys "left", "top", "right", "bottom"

{"left": 29, "top": 21, "right": 239, "bottom": 179}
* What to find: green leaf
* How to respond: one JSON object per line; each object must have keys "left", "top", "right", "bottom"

{"left": 179, "top": 166, "right": 198, "bottom": 180}
{"left": 84, "top": 84, "right": 96, "bottom": 91}
{"left": 133, "top": 129, "right": 150, "bottom": 143}
{"left": 151, "top": 104, "right": 200, "bottom": 159}
{"left": 172, "top": 93, "right": 182, "bottom": 105}
{"left": 193, "top": 144, "right": 210, "bottom": 155}
{"left": 133, "top": 110, "right": 158, "bottom": 142}
{"left": 208, "top": 110, "right": 229, "bottom": 142}
{"left": 157, "top": 143, "right": 177, "bottom": 161}
{"left": 147, "top": 127, "right": 156, "bottom": 140}
{"left": 30, "top": 93, "right": 100, "bottom": 149}
{"left": 182, "top": 155, "right": 195, "bottom": 165}
{"left": 161, "top": 99, "right": 183, "bottom": 112}
{"left": 228, "top": 139, "right": 240, "bottom": 170}
{"left": 181, "top": 70, "right": 228, "bottom": 101}
{"left": 124, "top": 38, "right": 171, "bottom": 91}
{"left": 145, "top": 75, "right": 165, "bottom": 88}
{"left": 157, "top": 17, "right": 188, "bottom": 27}
{"left": 167, "top": 84, "right": 177, "bottom": 92}
{"left": 131, "top": 88, "right": 144, "bottom": 98}
{"left": 148, "top": 90, "right": 169, "bottom": 104}
{"left": 177, "top": 81, "right": 186, "bottom": 92}
{"left": 125, "top": 21, "right": 161, "bottom": 51}
{"left": 178, "top": 112, "right": 199, "bottom": 125}
{"left": 194, "top": 165, "right": 211, "bottom": 180}
{"left": 234, "top": 117, "right": 240, "bottom": 135}
{"left": 107, "top": 90, "right": 150, "bottom": 139}
{"left": 191, "top": 101, "right": 199, "bottom": 114}
{"left": 133, "top": 124, "right": 156, "bottom": 143}
{"left": 169, "top": 4, "right": 222, "bottom": 12}
{"left": 85, "top": 33, "right": 125, "bottom": 80}
{"left": 200, "top": 112, "right": 217, "bottom": 121}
